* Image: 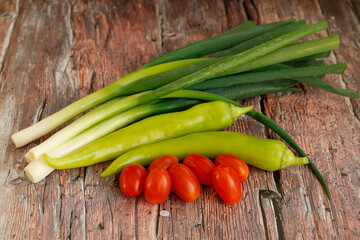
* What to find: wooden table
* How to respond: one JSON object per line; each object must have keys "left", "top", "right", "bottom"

{"left": 1, "top": 0, "right": 359, "bottom": 239}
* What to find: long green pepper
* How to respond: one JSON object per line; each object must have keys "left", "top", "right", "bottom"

{"left": 101, "top": 131, "right": 310, "bottom": 177}
{"left": 43, "top": 101, "right": 253, "bottom": 169}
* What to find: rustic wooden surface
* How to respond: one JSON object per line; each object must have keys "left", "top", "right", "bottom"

{"left": 0, "top": 0, "right": 359, "bottom": 239}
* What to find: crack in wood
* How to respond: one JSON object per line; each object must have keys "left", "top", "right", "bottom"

{"left": 92, "top": 16, "right": 104, "bottom": 89}
{"left": 259, "top": 95, "right": 272, "bottom": 139}
{"left": 103, "top": 16, "right": 112, "bottom": 51}
{"left": 134, "top": 197, "right": 138, "bottom": 240}
{"left": 314, "top": 0, "right": 325, "bottom": 17}
{"left": 272, "top": 171, "right": 285, "bottom": 198}
{"left": 154, "top": 204, "right": 160, "bottom": 240}
{"left": 0, "top": 0, "right": 19, "bottom": 78}
{"left": 243, "top": 0, "right": 259, "bottom": 24}
{"left": 55, "top": 179, "right": 64, "bottom": 238}
{"left": 222, "top": 0, "right": 232, "bottom": 29}
{"left": 3, "top": 169, "right": 11, "bottom": 185}
{"left": 103, "top": 187, "right": 114, "bottom": 238}
{"left": 349, "top": 0, "right": 360, "bottom": 24}
{"left": 199, "top": 197, "right": 206, "bottom": 236}
{"left": 88, "top": 69, "right": 96, "bottom": 94}
{"left": 0, "top": 0, "right": 19, "bottom": 93}
{"left": 155, "top": 0, "right": 165, "bottom": 51}
{"left": 67, "top": 209, "right": 74, "bottom": 240}
{"left": 259, "top": 189, "right": 284, "bottom": 240}
{"left": 34, "top": 180, "right": 45, "bottom": 219}
{"left": 349, "top": 98, "right": 360, "bottom": 124}
{"left": 331, "top": 50, "right": 360, "bottom": 125}
{"left": 65, "top": 1, "right": 75, "bottom": 49}
{"left": 314, "top": 0, "right": 360, "bottom": 129}
{"left": 33, "top": 97, "right": 46, "bottom": 124}
{"left": 81, "top": 167, "right": 87, "bottom": 240}
{"left": 242, "top": 0, "right": 252, "bottom": 22}
{"left": 258, "top": 191, "right": 270, "bottom": 240}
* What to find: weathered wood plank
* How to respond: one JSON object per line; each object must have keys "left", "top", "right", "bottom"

{"left": 252, "top": 0, "right": 360, "bottom": 238}
{"left": 318, "top": 0, "right": 360, "bottom": 117}
{"left": 151, "top": 1, "right": 283, "bottom": 239}
{"left": 67, "top": 0, "right": 162, "bottom": 239}
{"left": 0, "top": 0, "right": 18, "bottom": 75}
{"left": 154, "top": 1, "right": 232, "bottom": 239}
{"left": 0, "top": 0, "right": 78, "bottom": 239}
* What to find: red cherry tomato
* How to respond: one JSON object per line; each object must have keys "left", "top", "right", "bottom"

{"left": 144, "top": 168, "right": 171, "bottom": 204}
{"left": 212, "top": 165, "right": 242, "bottom": 204}
{"left": 183, "top": 153, "right": 215, "bottom": 186}
{"left": 148, "top": 155, "right": 179, "bottom": 173}
{"left": 168, "top": 164, "right": 200, "bottom": 202}
{"left": 215, "top": 154, "right": 249, "bottom": 182}
{"left": 119, "top": 164, "right": 147, "bottom": 197}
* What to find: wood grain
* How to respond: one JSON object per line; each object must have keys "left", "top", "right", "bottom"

{"left": 0, "top": 0, "right": 359, "bottom": 239}
{"left": 252, "top": 0, "right": 360, "bottom": 239}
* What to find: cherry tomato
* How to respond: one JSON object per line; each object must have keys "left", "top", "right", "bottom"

{"left": 212, "top": 165, "right": 241, "bottom": 204}
{"left": 119, "top": 164, "right": 147, "bottom": 197}
{"left": 144, "top": 168, "right": 171, "bottom": 204}
{"left": 183, "top": 153, "right": 215, "bottom": 186}
{"left": 168, "top": 164, "right": 200, "bottom": 202}
{"left": 148, "top": 155, "right": 179, "bottom": 173}
{"left": 215, "top": 154, "right": 249, "bottom": 182}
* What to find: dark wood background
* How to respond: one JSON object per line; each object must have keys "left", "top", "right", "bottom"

{"left": 1, "top": 0, "right": 359, "bottom": 239}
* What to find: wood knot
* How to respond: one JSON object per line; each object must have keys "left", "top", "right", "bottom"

{"left": 8, "top": 177, "right": 23, "bottom": 185}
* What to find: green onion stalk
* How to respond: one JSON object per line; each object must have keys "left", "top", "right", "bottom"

{"left": 11, "top": 59, "right": 207, "bottom": 148}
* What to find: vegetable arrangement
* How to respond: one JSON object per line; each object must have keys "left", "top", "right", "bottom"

{"left": 11, "top": 19, "right": 358, "bottom": 204}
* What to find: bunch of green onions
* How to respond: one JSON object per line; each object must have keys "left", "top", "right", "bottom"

{"left": 12, "top": 19, "right": 358, "bottom": 200}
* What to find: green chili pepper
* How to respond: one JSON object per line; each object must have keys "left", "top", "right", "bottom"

{"left": 101, "top": 131, "right": 309, "bottom": 177}
{"left": 43, "top": 101, "right": 253, "bottom": 169}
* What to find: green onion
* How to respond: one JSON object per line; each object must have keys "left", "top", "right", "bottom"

{"left": 284, "top": 59, "right": 326, "bottom": 68}
{"left": 223, "top": 21, "right": 256, "bottom": 34}
{"left": 136, "top": 22, "right": 330, "bottom": 103}
{"left": 220, "top": 35, "right": 339, "bottom": 76}
{"left": 212, "top": 20, "right": 306, "bottom": 58}
{"left": 119, "top": 58, "right": 219, "bottom": 95}
{"left": 130, "top": 35, "right": 337, "bottom": 96}
{"left": 189, "top": 63, "right": 345, "bottom": 90}
{"left": 245, "top": 63, "right": 357, "bottom": 98}
{"left": 120, "top": 21, "right": 307, "bottom": 95}
{"left": 11, "top": 59, "right": 206, "bottom": 148}
{"left": 141, "top": 20, "right": 295, "bottom": 68}
{"left": 206, "top": 79, "right": 300, "bottom": 99}
{"left": 286, "top": 50, "right": 331, "bottom": 62}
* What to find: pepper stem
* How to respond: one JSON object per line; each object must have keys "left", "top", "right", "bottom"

{"left": 280, "top": 148, "right": 309, "bottom": 169}
{"left": 229, "top": 105, "right": 254, "bottom": 121}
